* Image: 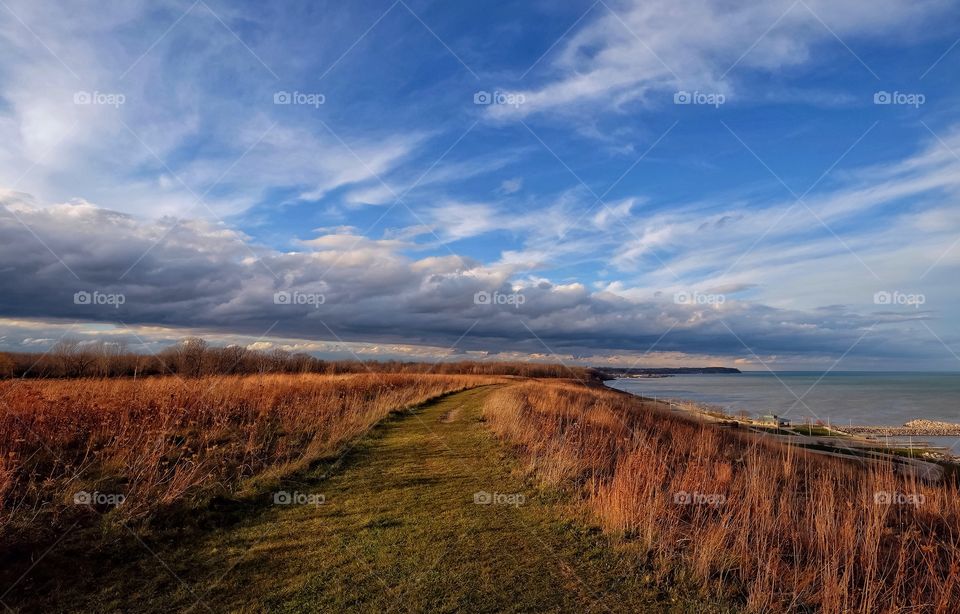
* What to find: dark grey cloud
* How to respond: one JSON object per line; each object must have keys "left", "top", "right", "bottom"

{"left": 1, "top": 197, "right": 946, "bottom": 369}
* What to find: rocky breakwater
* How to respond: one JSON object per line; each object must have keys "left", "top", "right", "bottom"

{"left": 843, "top": 420, "right": 960, "bottom": 436}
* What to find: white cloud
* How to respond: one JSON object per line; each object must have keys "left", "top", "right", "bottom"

{"left": 499, "top": 177, "right": 523, "bottom": 194}
{"left": 0, "top": 1, "right": 427, "bottom": 219}
{"left": 488, "top": 0, "right": 949, "bottom": 119}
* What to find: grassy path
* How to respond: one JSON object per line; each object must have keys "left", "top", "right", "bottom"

{"left": 15, "top": 385, "right": 724, "bottom": 613}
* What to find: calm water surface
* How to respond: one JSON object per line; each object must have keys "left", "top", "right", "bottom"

{"left": 607, "top": 372, "right": 960, "bottom": 453}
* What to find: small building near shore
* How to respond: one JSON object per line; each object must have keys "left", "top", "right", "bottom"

{"left": 759, "top": 414, "right": 791, "bottom": 427}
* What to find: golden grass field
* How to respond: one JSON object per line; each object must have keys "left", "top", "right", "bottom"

{"left": 483, "top": 380, "right": 960, "bottom": 613}
{"left": 2, "top": 372, "right": 958, "bottom": 612}
{"left": 0, "top": 373, "right": 506, "bottom": 541}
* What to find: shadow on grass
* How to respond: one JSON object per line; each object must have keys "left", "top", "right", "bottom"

{"left": 0, "top": 387, "right": 491, "bottom": 611}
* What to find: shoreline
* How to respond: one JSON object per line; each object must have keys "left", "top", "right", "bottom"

{"left": 605, "top": 379, "right": 960, "bottom": 438}
{"left": 605, "top": 381, "right": 960, "bottom": 465}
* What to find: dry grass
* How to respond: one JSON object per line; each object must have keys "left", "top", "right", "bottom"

{"left": 0, "top": 373, "right": 503, "bottom": 542}
{"left": 484, "top": 380, "right": 960, "bottom": 613}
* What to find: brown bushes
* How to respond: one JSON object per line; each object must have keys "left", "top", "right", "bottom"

{"left": 483, "top": 380, "right": 960, "bottom": 613}
{"left": 0, "top": 339, "right": 598, "bottom": 380}
{"left": 0, "top": 373, "right": 502, "bottom": 541}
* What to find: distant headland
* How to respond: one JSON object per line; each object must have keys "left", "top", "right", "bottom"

{"left": 593, "top": 367, "right": 741, "bottom": 380}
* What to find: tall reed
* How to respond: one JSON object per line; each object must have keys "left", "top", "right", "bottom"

{"left": 0, "top": 373, "right": 501, "bottom": 541}
{"left": 484, "top": 380, "right": 960, "bottom": 613}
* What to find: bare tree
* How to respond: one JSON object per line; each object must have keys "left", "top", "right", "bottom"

{"left": 176, "top": 337, "right": 209, "bottom": 377}
{"left": 217, "top": 345, "right": 248, "bottom": 374}
{"left": 52, "top": 339, "right": 99, "bottom": 377}
{"left": 0, "top": 352, "right": 14, "bottom": 378}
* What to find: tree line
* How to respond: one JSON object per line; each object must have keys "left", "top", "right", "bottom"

{"left": 0, "top": 337, "right": 597, "bottom": 380}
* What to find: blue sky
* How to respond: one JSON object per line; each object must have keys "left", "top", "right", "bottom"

{"left": 1, "top": 0, "right": 959, "bottom": 369}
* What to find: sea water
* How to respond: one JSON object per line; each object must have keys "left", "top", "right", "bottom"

{"left": 607, "top": 372, "right": 960, "bottom": 454}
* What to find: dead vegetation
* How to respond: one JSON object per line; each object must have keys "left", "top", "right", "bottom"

{"left": 0, "top": 372, "right": 503, "bottom": 544}
{"left": 483, "top": 380, "right": 960, "bottom": 613}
